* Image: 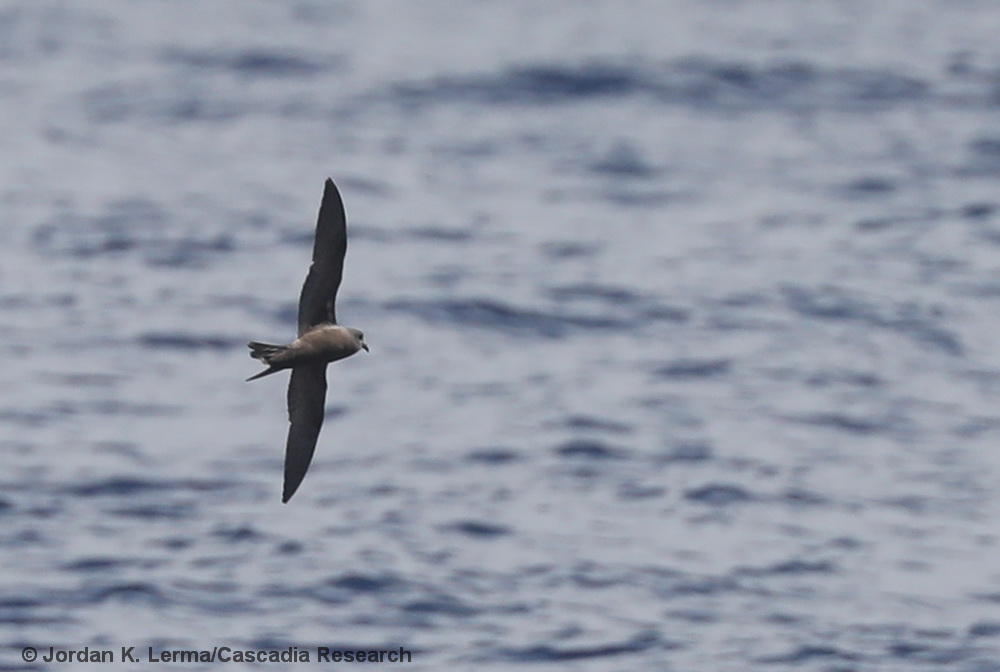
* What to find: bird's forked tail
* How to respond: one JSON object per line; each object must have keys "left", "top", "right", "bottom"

{"left": 246, "top": 341, "right": 289, "bottom": 381}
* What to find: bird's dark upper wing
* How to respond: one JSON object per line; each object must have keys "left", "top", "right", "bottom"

{"left": 297, "top": 178, "right": 347, "bottom": 335}
{"left": 282, "top": 363, "right": 328, "bottom": 503}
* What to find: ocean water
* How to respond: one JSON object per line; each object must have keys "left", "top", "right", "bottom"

{"left": 3, "top": 1, "right": 1000, "bottom": 669}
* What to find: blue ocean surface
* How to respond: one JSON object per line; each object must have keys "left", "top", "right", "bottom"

{"left": 2, "top": 1, "right": 1000, "bottom": 669}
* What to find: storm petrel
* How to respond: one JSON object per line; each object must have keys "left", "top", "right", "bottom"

{"left": 247, "top": 178, "right": 368, "bottom": 503}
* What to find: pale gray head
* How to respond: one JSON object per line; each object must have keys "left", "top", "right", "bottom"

{"left": 346, "top": 327, "right": 369, "bottom": 352}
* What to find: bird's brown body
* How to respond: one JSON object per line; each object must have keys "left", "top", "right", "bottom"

{"left": 247, "top": 325, "right": 367, "bottom": 381}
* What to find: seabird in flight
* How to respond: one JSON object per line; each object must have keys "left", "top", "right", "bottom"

{"left": 246, "top": 178, "right": 369, "bottom": 503}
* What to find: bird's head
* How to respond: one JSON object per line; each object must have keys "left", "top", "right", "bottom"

{"left": 348, "top": 327, "right": 369, "bottom": 353}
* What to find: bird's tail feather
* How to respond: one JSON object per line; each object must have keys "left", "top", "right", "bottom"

{"left": 248, "top": 341, "right": 288, "bottom": 362}
{"left": 246, "top": 366, "right": 280, "bottom": 382}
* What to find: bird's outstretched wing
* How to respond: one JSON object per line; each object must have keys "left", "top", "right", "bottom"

{"left": 283, "top": 363, "right": 328, "bottom": 503}
{"left": 297, "top": 178, "right": 347, "bottom": 335}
